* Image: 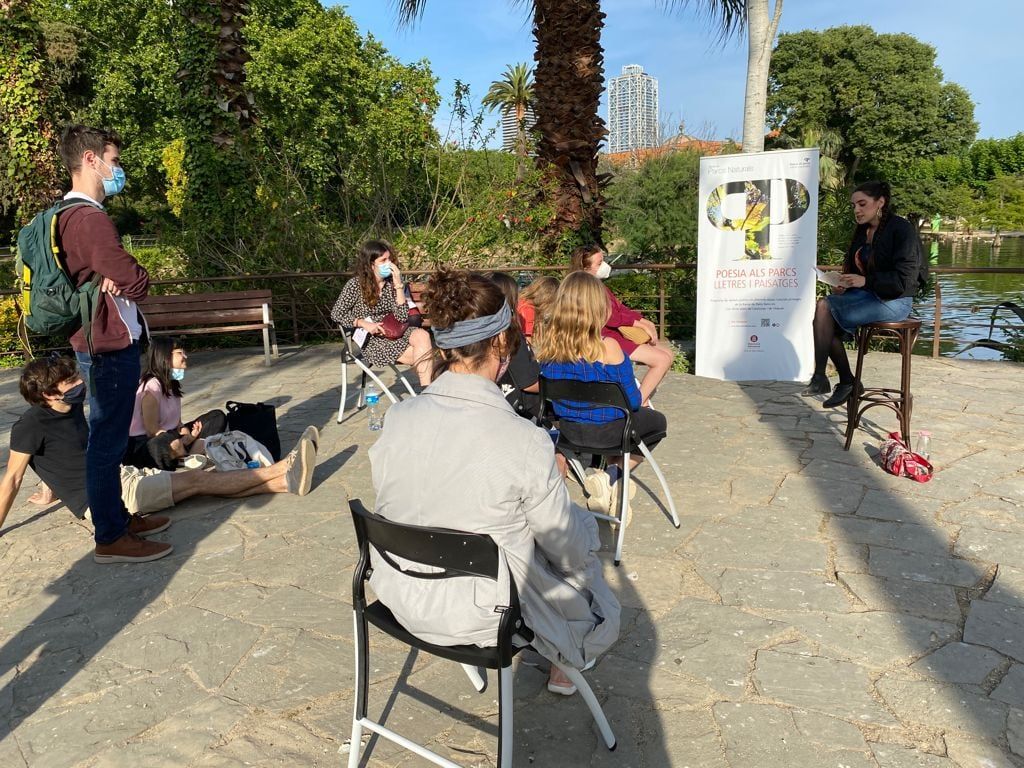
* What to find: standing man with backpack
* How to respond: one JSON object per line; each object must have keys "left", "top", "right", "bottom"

{"left": 55, "top": 125, "right": 171, "bottom": 563}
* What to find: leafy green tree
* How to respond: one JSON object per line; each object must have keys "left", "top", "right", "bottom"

{"left": 979, "top": 175, "right": 1024, "bottom": 231}
{"left": 481, "top": 63, "right": 534, "bottom": 182}
{"left": 767, "top": 26, "right": 977, "bottom": 182}
{"left": 0, "top": 0, "right": 67, "bottom": 228}
{"left": 246, "top": 6, "right": 439, "bottom": 229}
{"left": 604, "top": 150, "right": 701, "bottom": 257}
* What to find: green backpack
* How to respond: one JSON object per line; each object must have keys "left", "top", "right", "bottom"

{"left": 14, "top": 199, "right": 102, "bottom": 351}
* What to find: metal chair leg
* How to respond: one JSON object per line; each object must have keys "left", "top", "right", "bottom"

{"left": 614, "top": 454, "right": 630, "bottom": 566}
{"left": 348, "top": 611, "right": 369, "bottom": 768}
{"left": 393, "top": 366, "right": 418, "bottom": 398}
{"left": 554, "top": 662, "right": 616, "bottom": 751}
{"left": 498, "top": 665, "right": 514, "bottom": 768}
{"left": 638, "top": 442, "right": 680, "bottom": 527}
{"left": 338, "top": 360, "right": 349, "bottom": 424}
{"left": 461, "top": 663, "right": 487, "bottom": 693}
{"left": 355, "top": 362, "right": 399, "bottom": 405}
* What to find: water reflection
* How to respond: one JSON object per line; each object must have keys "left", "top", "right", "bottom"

{"left": 915, "top": 236, "right": 1024, "bottom": 358}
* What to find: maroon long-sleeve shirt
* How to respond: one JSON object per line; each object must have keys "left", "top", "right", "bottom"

{"left": 58, "top": 203, "right": 149, "bottom": 354}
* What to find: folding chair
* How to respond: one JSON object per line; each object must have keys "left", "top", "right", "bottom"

{"left": 347, "top": 499, "right": 616, "bottom": 768}
{"left": 337, "top": 325, "right": 416, "bottom": 423}
{"left": 538, "top": 376, "right": 681, "bottom": 566}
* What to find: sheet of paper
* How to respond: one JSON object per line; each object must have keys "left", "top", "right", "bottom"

{"left": 353, "top": 327, "right": 369, "bottom": 347}
{"left": 815, "top": 268, "right": 842, "bottom": 288}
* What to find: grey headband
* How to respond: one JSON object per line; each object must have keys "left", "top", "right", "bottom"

{"left": 432, "top": 302, "right": 512, "bottom": 349}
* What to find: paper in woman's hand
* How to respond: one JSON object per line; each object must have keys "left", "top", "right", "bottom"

{"left": 814, "top": 268, "right": 843, "bottom": 288}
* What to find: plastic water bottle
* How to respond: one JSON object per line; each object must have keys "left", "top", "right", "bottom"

{"left": 916, "top": 430, "right": 931, "bottom": 460}
{"left": 365, "top": 386, "right": 383, "bottom": 431}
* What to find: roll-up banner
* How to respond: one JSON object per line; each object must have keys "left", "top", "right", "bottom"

{"left": 696, "top": 148, "right": 820, "bottom": 382}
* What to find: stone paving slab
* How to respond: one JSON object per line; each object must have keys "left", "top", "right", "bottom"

{"left": 0, "top": 345, "right": 1023, "bottom": 766}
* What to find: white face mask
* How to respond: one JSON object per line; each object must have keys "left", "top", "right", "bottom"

{"left": 595, "top": 261, "right": 612, "bottom": 280}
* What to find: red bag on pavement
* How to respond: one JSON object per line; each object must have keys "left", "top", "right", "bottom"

{"left": 879, "top": 432, "right": 933, "bottom": 483}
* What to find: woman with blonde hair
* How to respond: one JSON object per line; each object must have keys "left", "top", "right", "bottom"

{"left": 536, "top": 271, "right": 668, "bottom": 523}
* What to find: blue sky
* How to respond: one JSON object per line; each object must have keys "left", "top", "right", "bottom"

{"left": 334, "top": 0, "right": 1022, "bottom": 144}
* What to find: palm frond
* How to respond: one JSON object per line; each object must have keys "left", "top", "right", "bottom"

{"left": 393, "top": 0, "right": 428, "bottom": 25}
{"left": 661, "top": 0, "right": 747, "bottom": 42}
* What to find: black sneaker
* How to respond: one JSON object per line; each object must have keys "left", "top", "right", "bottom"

{"left": 823, "top": 381, "right": 863, "bottom": 408}
{"left": 801, "top": 374, "right": 831, "bottom": 396}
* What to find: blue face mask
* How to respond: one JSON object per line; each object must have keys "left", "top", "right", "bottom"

{"left": 61, "top": 382, "right": 87, "bottom": 404}
{"left": 377, "top": 262, "right": 392, "bottom": 279}
{"left": 171, "top": 368, "right": 186, "bottom": 381}
{"left": 95, "top": 158, "right": 126, "bottom": 197}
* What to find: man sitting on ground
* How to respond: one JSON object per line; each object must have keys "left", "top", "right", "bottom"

{"left": 0, "top": 357, "right": 319, "bottom": 544}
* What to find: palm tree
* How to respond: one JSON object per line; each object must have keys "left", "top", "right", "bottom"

{"left": 668, "top": 1, "right": 780, "bottom": 153}
{"left": 481, "top": 63, "right": 534, "bottom": 182}
{"left": 398, "top": 0, "right": 607, "bottom": 238}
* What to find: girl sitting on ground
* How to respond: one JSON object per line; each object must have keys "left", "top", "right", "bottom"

{"left": 329, "top": 239, "right": 433, "bottom": 387}
{"left": 536, "top": 271, "right": 669, "bottom": 525}
{"left": 124, "top": 337, "right": 226, "bottom": 469}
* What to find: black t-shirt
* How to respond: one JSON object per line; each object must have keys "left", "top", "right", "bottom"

{"left": 10, "top": 404, "right": 89, "bottom": 518}
{"left": 499, "top": 331, "right": 541, "bottom": 420}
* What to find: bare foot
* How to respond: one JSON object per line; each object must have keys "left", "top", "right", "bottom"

{"left": 28, "top": 484, "right": 55, "bottom": 505}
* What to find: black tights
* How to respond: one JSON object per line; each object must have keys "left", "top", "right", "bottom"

{"left": 812, "top": 299, "right": 853, "bottom": 383}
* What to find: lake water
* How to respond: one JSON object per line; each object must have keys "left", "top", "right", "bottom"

{"left": 916, "top": 236, "right": 1024, "bottom": 359}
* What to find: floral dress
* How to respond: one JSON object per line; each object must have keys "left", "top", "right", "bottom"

{"left": 330, "top": 278, "right": 415, "bottom": 367}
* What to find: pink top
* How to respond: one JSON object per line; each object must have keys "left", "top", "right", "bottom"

{"left": 129, "top": 377, "right": 182, "bottom": 437}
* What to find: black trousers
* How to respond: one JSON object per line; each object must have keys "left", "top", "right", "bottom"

{"left": 124, "top": 409, "right": 226, "bottom": 469}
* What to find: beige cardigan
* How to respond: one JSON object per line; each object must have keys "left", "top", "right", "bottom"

{"left": 367, "top": 371, "right": 620, "bottom": 669}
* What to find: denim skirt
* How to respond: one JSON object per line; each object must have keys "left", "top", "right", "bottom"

{"left": 826, "top": 288, "right": 913, "bottom": 335}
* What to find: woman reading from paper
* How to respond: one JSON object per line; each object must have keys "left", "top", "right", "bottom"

{"left": 803, "top": 181, "right": 924, "bottom": 408}
{"left": 367, "top": 268, "right": 619, "bottom": 696}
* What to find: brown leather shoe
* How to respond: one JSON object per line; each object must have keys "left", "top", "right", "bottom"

{"left": 128, "top": 515, "right": 171, "bottom": 537}
{"left": 94, "top": 533, "right": 173, "bottom": 564}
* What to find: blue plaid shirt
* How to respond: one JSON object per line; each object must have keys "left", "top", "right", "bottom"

{"left": 540, "top": 357, "right": 642, "bottom": 424}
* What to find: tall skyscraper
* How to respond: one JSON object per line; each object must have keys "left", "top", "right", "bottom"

{"left": 607, "top": 64, "right": 659, "bottom": 154}
{"left": 500, "top": 105, "right": 537, "bottom": 155}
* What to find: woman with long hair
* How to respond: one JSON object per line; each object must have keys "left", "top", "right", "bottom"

{"left": 516, "top": 275, "right": 559, "bottom": 343}
{"left": 536, "top": 271, "right": 668, "bottom": 524}
{"left": 487, "top": 271, "right": 541, "bottom": 420}
{"left": 569, "top": 245, "right": 673, "bottom": 405}
{"left": 125, "top": 337, "right": 226, "bottom": 467}
{"left": 367, "top": 268, "right": 619, "bottom": 696}
{"left": 329, "top": 239, "right": 433, "bottom": 386}
{"left": 803, "top": 181, "right": 925, "bottom": 407}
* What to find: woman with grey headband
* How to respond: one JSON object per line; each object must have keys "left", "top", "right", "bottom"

{"left": 367, "top": 269, "right": 619, "bottom": 696}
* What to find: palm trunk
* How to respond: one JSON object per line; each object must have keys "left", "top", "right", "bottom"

{"left": 741, "top": 0, "right": 783, "bottom": 153}
{"left": 515, "top": 103, "right": 527, "bottom": 182}
{"left": 532, "top": 0, "right": 607, "bottom": 239}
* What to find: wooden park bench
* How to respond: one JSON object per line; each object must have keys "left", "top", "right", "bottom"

{"left": 140, "top": 289, "right": 279, "bottom": 366}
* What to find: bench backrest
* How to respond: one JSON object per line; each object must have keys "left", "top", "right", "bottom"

{"left": 141, "top": 290, "right": 272, "bottom": 329}
{"left": 407, "top": 281, "right": 430, "bottom": 328}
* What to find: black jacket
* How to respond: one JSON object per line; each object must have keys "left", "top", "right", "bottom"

{"left": 844, "top": 214, "right": 926, "bottom": 300}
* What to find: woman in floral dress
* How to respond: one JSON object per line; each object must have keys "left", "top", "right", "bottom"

{"left": 330, "top": 240, "right": 433, "bottom": 386}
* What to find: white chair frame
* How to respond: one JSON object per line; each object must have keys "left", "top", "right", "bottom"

{"left": 337, "top": 326, "right": 416, "bottom": 423}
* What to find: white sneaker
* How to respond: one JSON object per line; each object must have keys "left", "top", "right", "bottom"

{"left": 583, "top": 470, "right": 612, "bottom": 514}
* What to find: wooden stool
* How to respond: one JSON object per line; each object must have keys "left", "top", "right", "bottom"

{"left": 843, "top": 319, "right": 922, "bottom": 451}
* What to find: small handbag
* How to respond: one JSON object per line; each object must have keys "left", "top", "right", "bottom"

{"left": 879, "top": 432, "right": 933, "bottom": 482}
{"left": 619, "top": 325, "right": 652, "bottom": 345}
{"left": 380, "top": 313, "right": 408, "bottom": 340}
{"left": 225, "top": 400, "right": 282, "bottom": 461}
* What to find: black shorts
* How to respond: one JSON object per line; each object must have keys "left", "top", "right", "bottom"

{"left": 558, "top": 407, "right": 667, "bottom": 452}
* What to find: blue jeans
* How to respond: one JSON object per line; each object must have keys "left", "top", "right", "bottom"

{"left": 76, "top": 343, "right": 139, "bottom": 545}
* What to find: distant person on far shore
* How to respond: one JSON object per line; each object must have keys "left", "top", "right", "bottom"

{"left": 803, "top": 181, "right": 926, "bottom": 408}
